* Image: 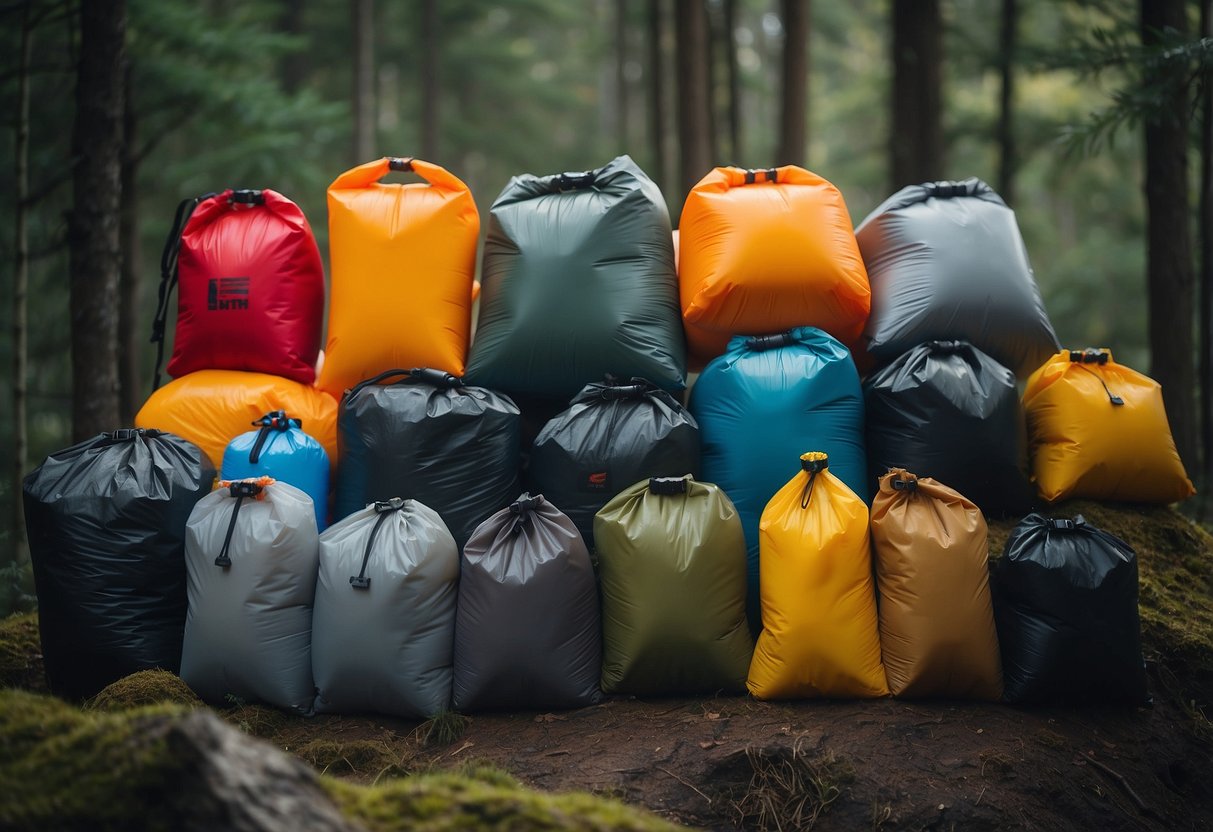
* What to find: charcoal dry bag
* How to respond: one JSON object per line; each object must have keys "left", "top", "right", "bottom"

{"left": 318, "top": 157, "right": 480, "bottom": 395}
{"left": 594, "top": 476, "right": 753, "bottom": 695}
{"left": 466, "top": 155, "right": 686, "bottom": 399}
{"left": 528, "top": 376, "right": 700, "bottom": 545}
{"left": 991, "top": 514, "right": 1147, "bottom": 704}
{"left": 136, "top": 369, "right": 339, "bottom": 471}
{"left": 312, "top": 498, "right": 459, "bottom": 718}
{"left": 864, "top": 340, "right": 1032, "bottom": 516}
{"left": 1024, "top": 348, "right": 1195, "bottom": 503}
{"left": 689, "top": 327, "right": 867, "bottom": 633}
{"left": 678, "top": 165, "right": 870, "bottom": 366}
{"left": 222, "top": 411, "right": 330, "bottom": 531}
{"left": 855, "top": 178, "right": 1059, "bottom": 378}
{"left": 747, "top": 454, "right": 888, "bottom": 700}
{"left": 23, "top": 429, "right": 214, "bottom": 700}
{"left": 180, "top": 478, "right": 319, "bottom": 713}
{"left": 334, "top": 368, "right": 521, "bottom": 548}
{"left": 453, "top": 494, "right": 601, "bottom": 712}
{"left": 152, "top": 188, "right": 324, "bottom": 387}
{"left": 870, "top": 469, "right": 1002, "bottom": 700}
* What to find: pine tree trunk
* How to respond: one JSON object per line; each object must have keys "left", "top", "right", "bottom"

{"left": 1200, "top": 0, "right": 1212, "bottom": 495}
{"left": 11, "top": 1, "right": 33, "bottom": 565}
{"left": 997, "top": 0, "right": 1017, "bottom": 205}
{"left": 890, "top": 0, "right": 943, "bottom": 190}
{"left": 69, "top": 0, "right": 126, "bottom": 442}
{"left": 777, "top": 0, "right": 808, "bottom": 167}
{"left": 420, "top": 0, "right": 439, "bottom": 160}
{"left": 675, "top": 0, "right": 712, "bottom": 210}
{"left": 119, "top": 60, "right": 141, "bottom": 424}
{"left": 724, "top": 0, "right": 742, "bottom": 163}
{"left": 351, "top": 0, "right": 375, "bottom": 163}
{"left": 616, "top": 0, "right": 630, "bottom": 151}
{"left": 1141, "top": 0, "right": 1196, "bottom": 470}
{"left": 647, "top": 0, "right": 667, "bottom": 195}
{"left": 278, "top": 0, "right": 306, "bottom": 95}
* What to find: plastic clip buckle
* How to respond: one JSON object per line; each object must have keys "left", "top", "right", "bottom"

{"left": 650, "top": 477, "right": 688, "bottom": 495}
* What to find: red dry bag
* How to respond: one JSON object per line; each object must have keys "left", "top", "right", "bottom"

{"left": 151, "top": 188, "right": 325, "bottom": 386}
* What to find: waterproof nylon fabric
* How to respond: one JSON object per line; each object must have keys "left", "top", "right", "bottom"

{"left": 180, "top": 480, "right": 319, "bottom": 713}
{"left": 334, "top": 370, "right": 521, "bottom": 548}
{"left": 678, "top": 165, "right": 870, "bottom": 365}
{"left": 453, "top": 495, "right": 601, "bottom": 711}
{"left": 318, "top": 158, "right": 480, "bottom": 395}
{"left": 312, "top": 499, "right": 459, "bottom": 718}
{"left": 466, "top": 155, "right": 686, "bottom": 398}
{"left": 689, "top": 327, "right": 867, "bottom": 633}
{"left": 855, "top": 178, "right": 1059, "bottom": 378}
{"left": 992, "top": 514, "right": 1147, "bottom": 704}
{"left": 870, "top": 469, "right": 1003, "bottom": 700}
{"left": 136, "top": 370, "right": 339, "bottom": 471}
{"left": 23, "top": 430, "right": 214, "bottom": 700}
{"left": 594, "top": 476, "right": 753, "bottom": 695}
{"left": 1024, "top": 349, "right": 1195, "bottom": 503}
{"left": 528, "top": 377, "right": 700, "bottom": 545}
{"left": 222, "top": 415, "right": 330, "bottom": 530}
{"left": 168, "top": 189, "right": 325, "bottom": 384}
{"left": 747, "top": 455, "right": 888, "bottom": 699}
{"left": 864, "top": 341, "right": 1032, "bottom": 516}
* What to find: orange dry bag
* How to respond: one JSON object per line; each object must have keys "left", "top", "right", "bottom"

{"left": 678, "top": 166, "right": 870, "bottom": 367}
{"left": 317, "top": 157, "right": 480, "bottom": 396}
{"left": 1024, "top": 349, "right": 1195, "bottom": 503}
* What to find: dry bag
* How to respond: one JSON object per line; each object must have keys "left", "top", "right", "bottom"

{"left": 23, "top": 429, "right": 214, "bottom": 700}
{"left": 334, "top": 368, "right": 521, "bottom": 548}
{"left": 152, "top": 189, "right": 324, "bottom": 387}
{"left": 1024, "top": 348, "right": 1195, "bottom": 503}
{"left": 870, "top": 469, "right": 1002, "bottom": 700}
{"left": 136, "top": 369, "right": 338, "bottom": 471}
{"left": 466, "top": 155, "right": 686, "bottom": 398}
{"left": 312, "top": 498, "right": 459, "bottom": 718}
{"left": 747, "top": 454, "right": 888, "bottom": 700}
{"left": 864, "top": 340, "right": 1032, "bottom": 516}
{"left": 453, "top": 494, "right": 601, "bottom": 712}
{"left": 855, "top": 178, "right": 1059, "bottom": 377}
{"left": 678, "top": 165, "right": 870, "bottom": 366}
{"left": 318, "top": 157, "right": 480, "bottom": 395}
{"left": 222, "top": 411, "right": 330, "bottom": 531}
{"left": 594, "top": 475, "right": 753, "bottom": 695}
{"left": 991, "top": 514, "right": 1147, "bottom": 704}
{"left": 180, "top": 478, "right": 319, "bottom": 713}
{"left": 528, "top": 376, "right": 700, "bottom": 546}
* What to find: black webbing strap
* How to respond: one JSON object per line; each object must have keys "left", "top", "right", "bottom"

{"left": 1069, "top": 350, "right": 1123, "bottom": 406}
{"left": 247, "top": 411, "right": 297, "bottom": 464}
{"left": 215, "top": 480, "right": 264, "bottom": 568}
{"left": 799, "top": 453, "right": 829, "bottom": 509}
{"left": 151, "top": 193, "right": 216, "bottom": 390}
{"left": 350, "top": 498, "right": 406, "bottom": 590}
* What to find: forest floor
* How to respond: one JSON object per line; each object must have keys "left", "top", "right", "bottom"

{"left": 2, "top": 499, "right": 1211, "bottom": 831}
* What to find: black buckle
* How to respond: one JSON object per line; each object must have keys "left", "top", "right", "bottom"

{"left": 253, "top": 410, "right": 294, "bottom": 431}
{"left": 650, "top": 476, "right": 688, "bottom": 495}
{"left": 105, "top": 428, "right": 143, "bottom": 441}
{"left": 1045, "top": 517, "right": 1085, "bottom": 531}
{"left": 410, "top": 367, "right": 463, "bottom": 388}
{"left": 229, "top": 481, "right": 263, "bottom": 498}
{"left": 510, "top": 493, "right": 543, "bottom": 514}
{"left": 229, "top": 189, "right": 264, "bottom": 205}
{"left": 349, "top": 575, "right": 371, "bottom": 589}
{"left": 927, "top": 181, "right": 968, "bottom": 198}
{"left": 374, "top": 497, "right": 406, "bottom": 513}
{"left": 556, "top": 171, "right": 595, "bottom": 191}
{"left": 801, "top": 455, "right": 829, "bottom": 474}
{"left": 388, "top": 157, "right": 414, "bottom": 172}
{"left": 746, "top": 332, "right": 795, "bottom": 351}
{"left": 1068, "top": 348, "right": 1109, "bottom": 365}
{"left": 891, "top": 476, "right": 918, "bottom": 491}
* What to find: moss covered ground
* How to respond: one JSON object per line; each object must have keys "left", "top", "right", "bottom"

{"left": 87, "top": 670, "right": 204, "bottom": 712}
{"left": 0, "top": 613, "right": 43, "bottom": 693}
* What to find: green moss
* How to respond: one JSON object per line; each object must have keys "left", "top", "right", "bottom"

{"left": 86, "top": 671, "right": 203, "bottom": 712}
{"left": 294, "top": 738, "right": 411, "bottom": 779}
{"left": 223, "top": 702, "right": 290, "bottom": 737}
{"left": 0, "top": 613, "right": 45, "bottom": 692}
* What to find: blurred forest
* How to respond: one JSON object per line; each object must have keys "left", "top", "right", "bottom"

{"left": 0, "top": 0, "right": 1209, "bottom": 608}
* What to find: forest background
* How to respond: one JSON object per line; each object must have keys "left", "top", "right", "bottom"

{"left": 0, "top": 0, "right": 1209, "bottom": 615}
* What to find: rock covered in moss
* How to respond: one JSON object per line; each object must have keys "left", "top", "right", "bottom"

{"left": 0, "top": 612, "right": 44, "bottom": 692}
{"left": 86, "top": 670, "right": 204, "bottom": 712}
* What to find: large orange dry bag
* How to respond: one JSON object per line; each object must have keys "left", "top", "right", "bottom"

{"left": 747, "top": 453, "right": 888, "bottom": 700}
{"left": 870, "top": 469, "right": 1002, "bottom": 700}
{"left": 152, "top": 189, "right": 325, "bottom": 386}
{"left": 1024, "top": 348, "right": 1195, "bottom": 503}
{"left": 136, "top": 370, "right": 338, "bottom": 471}
{"left": 317, "top": 157, "right": 480, "bottom": 395}
{"left": 678, "top": 166, "right": 870, "bottom": 366}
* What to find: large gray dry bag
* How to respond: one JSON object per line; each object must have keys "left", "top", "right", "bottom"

{"left": 466, "top": 155, "right": 686, "bottom": 399}
{"left": 312, "top": 498, "right": 459, "bottom": 718}
{"left": 855, "top": 178, "right": 1059, "bottom": 378}
{"left": 180, "top": 478, "right": 318, "bottom": 713}
{"left": 529, "top": 377, "right": 700, "bottom": 546}
{"left": 23, "top": 428, "right": 214, "bottom": 700}
{"left": 453, "top": 494, "right": 601, "bottom": 712}
{"left": 334, "top": 368, "right": 521, "bottom": 548}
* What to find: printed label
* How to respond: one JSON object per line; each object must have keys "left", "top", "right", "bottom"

{"left": 208, "top": 277, "right": 250, "bottom": 311}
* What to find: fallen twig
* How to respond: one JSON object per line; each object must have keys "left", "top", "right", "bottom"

{"left": 1081, "top": 752, "right": 1153, "bottom": 816}
{"left": 658, "top": 766, "right": 713, "bottom": 806}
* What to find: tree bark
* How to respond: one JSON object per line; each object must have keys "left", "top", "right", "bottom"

{"left": 119, "top": 59, "right": 141, "bottom": 425}
{"left": 278, "top": 0, "right": 306, "bottom": 95}
{"left": 890, "top": 0, "right": 943, "bottom": 190}
{"left": 997, "top": 0, "right": 1017, "bottom": 205}
{"left": 777, "top": 0, "right": 808, "bottom": 167}
{"left": 351, "top": 0, "right": 375, "bottom": 163}
{"left": 675, "top": 0, "right": 712, "bottom": 210}
{"left": 12, "top": 0, "right": 33, "bottom": 565}
{"left": 646, "top": 0, "right": 667, "bottom": 194}
{"left": 1141, "top": 0, "right": 1196, "bottom": 470}
{"left": 420, "top": 0, "right": 439, "bottom": 160}
{"left": 724, "top": 0, "right": 742, "bottom": 163}
{"left": 69, "top": 0, "right": 126, "bottom": 442}
{"left": 1201, "top": 0, "right": 1212, "bottom": 495}
{"left": 616, "top": 0, "right": 630, "bottom": 151}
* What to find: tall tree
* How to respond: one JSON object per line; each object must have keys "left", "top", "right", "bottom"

{"left": 646, "top": 0, "right": 667, "bottom": 193}
{"left": 278, "top": 0, "right": 306, "bottom": 94}
{"left": 69, "top": 0, "right": 126, "bottom": 441}
{"left": 1141, "top": 0, "right": 1196, "bottom": 468}
{"left": 723, "top": 0, "right": 742, "bottom": 163}
{"left": 351, "top": 0, "right": 375, "bottom": 162}
{"left": 118, "top": 60, "right": 140, "bottom": 425}
{"left": 420, "top": 0, "right": 439, "bottom": 160}
{"left": 11, "top": 0, "right": 34, "bottom": 564}
{"left": 675, "top": 0, "right": 711, "bottom": 208}
{"left": 616, "top": 0, "right": 630, "bottom": 151}
{"left": 890, "top": 0, "right": 943, "bottom": 189}
{"left": 776, "top": 0, "right": 808, "bottom": 167}
{"left": 996, "top": 0, "right": 1017, "bottom": 204}
{"left": 1201, "top": 0, "right": 1212, "bottom": 493}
